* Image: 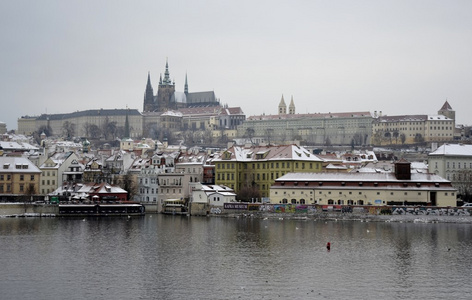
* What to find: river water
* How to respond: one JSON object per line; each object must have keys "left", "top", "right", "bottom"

{"left": 1, "top": 215, "right": 472, "bottom": 300}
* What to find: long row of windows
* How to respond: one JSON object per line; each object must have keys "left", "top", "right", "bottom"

{"left": 0, "top": 183, "right": 35, "bottom": 193}
{"left": 0, "top": 175, "right": 35, "bottom": 181}
{"left": 446, "top": 162, "right": 472, "bottom": 169}
{"left": 218, "top": 162, "right": 319, "bottom": 170}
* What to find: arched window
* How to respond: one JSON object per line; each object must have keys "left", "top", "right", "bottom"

{"left": 282, "top": 198, "right": 288, "bottom": 204}
{"left": 328, "top": 199, "right": 334, "bottom": 205}
{"left": 291, "top": 199, "right": 297, "bottom": 204}
{"left": 358, "top": 200, "right": 364, "bottom": 205}
{"left": 300, "top": 199, "right": 305, "bottom": 204}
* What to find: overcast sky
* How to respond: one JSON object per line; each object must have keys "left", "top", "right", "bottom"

{"left": 1, "top": 0, "right": 471, "bottom": 131}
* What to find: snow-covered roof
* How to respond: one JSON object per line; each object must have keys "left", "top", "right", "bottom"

{"left": 0, "top": 156, "right": 41, "bottom": 173}
{"left": 216, "top": 145, "right": 323, "bottom": 162}
{"left": 427, "top": 115, "right": 453, "bottom": 121}
{"left": 429, "top": 143, "right": 472, "bottom": 157}
{"left": 275, "top": 172, "right": 449, "bottom": 183}
{"left": 0, "top": 141, "right": 39, "bottom": 151}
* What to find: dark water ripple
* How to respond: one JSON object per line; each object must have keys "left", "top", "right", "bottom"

{"left": 1, "top": 216, "right": 472, "bottom": 299}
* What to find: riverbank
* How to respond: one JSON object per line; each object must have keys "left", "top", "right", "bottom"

{"left": 221, "top": 211, "right": 472, "bottom": 224}
{"left": 2, "top": 203, "right": 472, "bottom": 224}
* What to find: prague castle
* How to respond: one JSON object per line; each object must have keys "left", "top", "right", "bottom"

{"left": 143, "top": 59, "right": 220, "bottom": 112}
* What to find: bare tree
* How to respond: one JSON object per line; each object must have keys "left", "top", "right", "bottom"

{"left": 393, "top": 130, "right": 399, "bottom": 144}
{"left": 456, "top": 169, "right": 472, "bottom": 203}
{"left": 102, "top": 117, "right": 117, "bottom": 140}
{"left": 400, "top": 133, "right": 406, "bottom": 145}
{"left": 62, "top": 121, "right": 76, "bottom": 139}
{"left": 244, "top": 127, "right": 255, "bottom": 145}
{"left": 384, "top": 132, "right": 392, "bottom": 145}
{"left": 89, "top": 124, "right": 101, "bottom": 139}
{"left": 116, "top": 173, "right": 138, "bottom": 201}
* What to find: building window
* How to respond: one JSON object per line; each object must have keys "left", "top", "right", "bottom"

{"left": 20, "top": 175, "right": 24, "bottom": 181}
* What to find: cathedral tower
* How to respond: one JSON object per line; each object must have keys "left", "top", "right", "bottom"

{"left": 156, "top": 59, "right": 176, "bottom": 112}
{"left": 278, "top": 95, "right": 287, "bottom": 115}
{"left": 289, "top": 96, "right": 295, "bottom": 114}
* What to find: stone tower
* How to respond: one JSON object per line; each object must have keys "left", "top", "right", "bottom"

{"left": 156, "top": 59, "right": 176, "bottom": 112}
{"left": 278, "top": 95, "right": 287, "bottom": 115}
{"left": 289, "top": 96, "right": 295, "bottom": 114}
{"left": 438, "top": 100, "right": 455, "bottom": 120}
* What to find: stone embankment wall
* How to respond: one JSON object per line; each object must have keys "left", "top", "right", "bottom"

{"left": 206, "top": 203, "right": 472, "bottom": 223}
{"left": 0, "top": 203, "right": 58, "bottom": 216}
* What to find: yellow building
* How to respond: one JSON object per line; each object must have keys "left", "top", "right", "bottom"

{"left": 214, "top": 144, "right": 323, "bottom": 199}
{"left": 372, "top": 102, "right": 455, "bottom": 146}
{"left": 270, "top": 161, "right": 457, "bottom": 207}
{"left": 0, "top": 157, "right": 41, "bottom": 198}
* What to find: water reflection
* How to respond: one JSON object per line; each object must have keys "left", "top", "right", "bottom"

{"left": 1, "top": 216, "right": 472, "bottom": 299}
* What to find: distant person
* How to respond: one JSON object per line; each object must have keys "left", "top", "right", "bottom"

{"left": 326, "top": 242, "right": 331, "bottom": 251}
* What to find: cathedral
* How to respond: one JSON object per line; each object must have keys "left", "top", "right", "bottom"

{"left": 143, "top": 60, "right": 220, "bottom": 112}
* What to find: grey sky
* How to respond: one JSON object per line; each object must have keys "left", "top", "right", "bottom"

{"left": 1, "top": 0, "right": 471, "bottom": 131}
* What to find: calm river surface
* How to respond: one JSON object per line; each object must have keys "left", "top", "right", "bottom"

{"left": 1, "top": 215, "right": 472, "bottom": 300}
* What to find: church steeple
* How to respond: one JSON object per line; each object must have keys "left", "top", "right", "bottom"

{"left": 162, "top": 58, "right": 173, "bottom": 86}
{"left": 278, "top": 94, "right": 287, "bottom": 115}
{"left": 143, "top": 72, "right": 155, "bottom": 112}
{"left": 124, "top": 107, "right": 130, "bottom": 138}
{"left": 289, "top": 96, "right": 295, "bottom": 114}
{"left": 184, "top": 73, "right": 188, "bottom": 94}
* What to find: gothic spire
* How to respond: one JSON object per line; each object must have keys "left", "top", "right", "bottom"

{"left": 278, "top": 94, "right": 287, "bottom": 115}
{"left": 289, "top": 96, "right": 295, "bottom": 114}
{"left": 146, "top": 72, "right": 152, "bottom": 88}
{"left": 124, "top": 107, "right": 130, "bottom": 138}
{"left": 184, "top": 72, "right": 188, "bottom": 94}
{"left": 163, "top": 58, "right": 171, "bottom": 85}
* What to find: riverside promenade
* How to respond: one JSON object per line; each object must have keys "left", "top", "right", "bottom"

{"left": 2, "top": 202, "right": 472, "bottom": 224}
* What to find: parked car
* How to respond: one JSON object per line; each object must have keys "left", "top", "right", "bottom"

{"left": 461, "top": 203, "right": 472, "bottom": 207}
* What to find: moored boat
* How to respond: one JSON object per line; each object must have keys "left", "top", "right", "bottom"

{"left": 58, "top": 203, "right": 145, "bottom": 216}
